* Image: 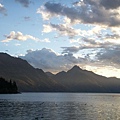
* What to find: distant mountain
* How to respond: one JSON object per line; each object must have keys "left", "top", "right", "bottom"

{"left": 0, "top": 53, "right": 64, "bottom": 92}
{"left": 0, "top": 53, "right": 120, "bottom": 93}
{"left": 46, "top": 72, "right": 54, "bottom": 77}
{"left": 51, "top": 65, "right": 120, "bottom": 92}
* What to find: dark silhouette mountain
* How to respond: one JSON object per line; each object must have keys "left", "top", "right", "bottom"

{"left": 0, "top": 53, "right": 64, "bottom": 92}
{"left": 0, "top": 53, "right": 120, "bottom": 93}
{"left": 46, "top": 72, "right": 54, "bottom": 77}
{"left": 52, "top": 65, "right": 120, "bottom": 92}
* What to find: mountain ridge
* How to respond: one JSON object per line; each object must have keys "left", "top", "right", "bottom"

{"left": 0, "top": 53, "right": 64, "bottom": 92}
{"left": 0, "top": 52, "right": 120, "bottom": 93}
{"left": 51, "top": 65, "right": 120, "bottom": 92}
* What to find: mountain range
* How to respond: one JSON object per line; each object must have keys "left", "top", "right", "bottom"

{"left": 0, "top": 53, "right": 120, "bottom": 93}
{"left": 0, "top": 53, "right": 64, "bottom": 92}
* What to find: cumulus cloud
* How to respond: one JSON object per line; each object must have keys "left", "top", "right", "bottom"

{"left": 62, "top": 38, "right": 115, "bottom": 53}
{"left": 19, "top": 47, "right": 120, "bottom": 78}
{"left": 0, "top": 3, "right": 7, "bottom": 15}
{"left": 37, "top": 1, "right": 120, "bottom": 27}
{"left": 62, "top": 46, "right": 80, "bottom": 54}
{"left": 1, "top": 31, "right": 39, "bottom": 42}
{"left": 74, "top": 0, "right": 120, "bottom": 10}
{"left": 37, "top": 3, "right": 61, "bottom": 20}
{"left": 37, "top": 1, "right": 120, "bottom": 40}
{"left": 16, "top": 0, "right": 120, "bottom": 77}
{"left": 96, "top": 47, "right": 120, "bottom": 68}
{"left": 43, "top": 38, "right": 50, "bottom": 43}
{"left": 100, "top": 0, "right": 120, "bottom": 9}
{"left": 42, "top": 23, "right": 81, "bottom": 38}
{"left": 1, "top": 31, "right": 50, "bottom": 43}
{"left": 104, "top": 34, "right": 120, "bottom": 41}
{"left": 15, "top": 0, "right": 32, "bottom": 8}
{"left": 20, "top": 48, "right": 86, "bottom": 72}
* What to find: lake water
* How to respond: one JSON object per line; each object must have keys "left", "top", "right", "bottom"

{"left": 0, "top": 93, "right": 120, "bottom": 120}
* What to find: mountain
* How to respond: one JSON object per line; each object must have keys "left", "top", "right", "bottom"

{"left": 51, "top": 65, "right": 120, "bottom": 92}
{"left": 0, "top": 53, "right": 120, "bottom": 93}
{"left": 0, "top": 53, "right": 64, "bottom": 92}
{"left": 46, "top": 72, "right": 54, "bottom": 77}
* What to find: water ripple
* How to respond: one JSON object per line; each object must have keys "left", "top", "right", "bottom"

{"left": 0, "top": 93, "right": 120, "bottom": 120}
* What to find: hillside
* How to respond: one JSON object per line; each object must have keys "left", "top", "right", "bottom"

{"left": 51, "top": 65, "right": 120, "bottom": 92}
{"left": 0, "top": 53, "right": 120, "bottom": 93}
{"left": 0, "top": 53, "right": 64, "bottom": 92}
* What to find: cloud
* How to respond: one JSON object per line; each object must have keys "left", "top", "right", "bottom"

{"left": 20, "top": 48, "right": 86, "bottom": 72}
{"left": 61, "top": 38, "right": 115, "bottom": 53}
{"left": 0, "top": 3, "right": 7, "bottom": 15}
{"left": 37, "top": 1, "right": 120, "bottom": 40}
{"left": 15, "top": 0, "right": 32, "bottom": 8}
{"left": 24, "top": 16, "right": 31, "bottom": 21}
{"left": 84, "top": 65, "right": 120, "bottom": 78}
{"left": 42, "top": 23, "right": 81, "bottom": 38}
{"left": 100, "top": 0, "right": 120, "bottom": 9}
{"left": 15, "top": 43, "right": 21, "bottom": 46}
{"left": 75, "top": 0, "right": 120, "bottom": 10}
{"left": 62, "top": 46, "right": 80, "bottom": 53}
{"left": 19, "top": 47, "right": 120, "bottom": 78}
{"left": 38, "top": 1, "right": 120, "bottom": 27}
{"left": 1, "top": 31, "right": 50, "bottom": 43}
{"left": 104, "top": 34, "right": 120, "bottom": 41}
{"left": 37, "top": 3, "right": 61, "bottom": 20}
{"left": 1, "top": 31, "right": 39, "bottom": 42}
{"left": 42, "top": 24, "right": 53, "bottom": 33}
{"left": 43, "top": 38, "right": 50, "bottom": 43}
{"left": 96, "top": 47, "right": 120, "bottom": 68}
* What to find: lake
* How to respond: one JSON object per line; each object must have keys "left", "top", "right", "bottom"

{"left": 0, "top": 93, "right": 120, "bottom": 120}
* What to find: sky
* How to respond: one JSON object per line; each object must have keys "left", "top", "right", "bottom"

{"left": 0, "top": 0, "right": 120, "bottom": 78}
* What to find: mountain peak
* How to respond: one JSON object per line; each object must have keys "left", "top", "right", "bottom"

{"left": 73, "top": 65, "right": 80, "bottom": 69}
{"left": 71, "top": 65, "right": 82, "bottom": 71}
{"left": 67, "top": 65, "right": 83, "bottom": 73}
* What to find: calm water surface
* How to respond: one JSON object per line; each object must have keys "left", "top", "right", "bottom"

{"left": 0, "top": 93, "right": 120, "bottom": 120}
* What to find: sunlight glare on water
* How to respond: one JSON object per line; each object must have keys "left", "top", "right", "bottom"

{"left": 0, "top": 93, "right": 120, "bottom": 120}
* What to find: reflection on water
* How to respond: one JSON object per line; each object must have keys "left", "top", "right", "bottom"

{"left": 0, "top": 93, "right": 120, "bottom": 120}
